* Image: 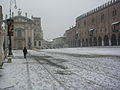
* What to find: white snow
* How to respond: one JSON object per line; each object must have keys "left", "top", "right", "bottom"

{"left": 0, "top": 47, "right": 120, "bottom": 90}
{"left": 39, "top": 47, "right": 120, "bottom": 56}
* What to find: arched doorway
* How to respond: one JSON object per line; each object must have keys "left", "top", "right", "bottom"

{"left": 111, "top": 34, "right": 117, "bottom": 46}
{"left": 86, "top": 39, "right": 88, "bottom": 46}
{"left": 104, "top": 35, "right": 109, "bottom": 46}
{"left": 89, "top": 38, "right": 92, "bottom": 46}
{"left": 98, "top": 36, "right": 102, "bottom": 46}
{"left": 82, "top": 39, "right": 84, "bottom": 47}
{"left": 93, "top": 37, "right": 97, "bottom": 46}
{"left": 78, "top": 39, "right": 81, "bottom": 47}
{"left": 118, "top": 34, "right": 120, "bottom": 46}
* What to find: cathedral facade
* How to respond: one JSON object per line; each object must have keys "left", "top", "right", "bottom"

{"left": 6, "top": 11, "right": 43, "bottom": 49}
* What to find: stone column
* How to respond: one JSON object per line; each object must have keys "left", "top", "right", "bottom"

{"left": 31, "top": 25, "right": 34, "bottom": 49}
{"left": 109, "top": 39, "right": 111, "bottom": 46}
{"left": 102, "top": 40, "right": 104, "bottom": 46}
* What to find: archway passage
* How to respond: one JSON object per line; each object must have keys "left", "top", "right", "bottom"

{"left": 111, "top": 34, "right": 117, "bottom": 46}
{"left": 93, "top": 37, "right": 97, "bottom": 46}
{"left": 78, "top": 39, "right": 81, "bottom": 47}
{"left": 98, "top": 36, "right": 102, "bottom": 46}
{"left": 104, "top": 35, "right": 109, "bottom": 46}
{"left": 118, "top": 33, "right": 120, "bottom": 46}
{"left": 89, "top": 38, "right": 92, "bottom": 46}
{"left": 82, "top": 39, "right": 85, "bottom": 47}
{"left": 86, "top": 39, "right": 88, "bottom": 46}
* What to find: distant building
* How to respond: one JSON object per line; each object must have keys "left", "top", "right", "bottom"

{"left": 75, "top": 0, "right": 120, "bottom": 47}
{"left": 42, "top": 40, "right": 52, "bottom": 49}
{"left": 5, "top": 11, "right": 43, "bottom": 49}
{"left": 64, "top": 26, "right": 79, "bottom": 47}
{"left": 32, "top": 16, "right": 43, "bottom": 49}
{"left": 52, "top": 37, "right": 66, "bottom": 48}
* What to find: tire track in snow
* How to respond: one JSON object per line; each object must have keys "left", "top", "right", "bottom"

{"left": 32, "top": 56, "right": 69, "bottom": 90}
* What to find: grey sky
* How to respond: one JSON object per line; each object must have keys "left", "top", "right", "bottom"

{"left": 1, "top": 0, "right": 110, "bottom": 41}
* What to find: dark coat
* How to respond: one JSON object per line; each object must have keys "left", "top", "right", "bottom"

{"left": 23, "top": 47, "right": 28, "bottom": 54}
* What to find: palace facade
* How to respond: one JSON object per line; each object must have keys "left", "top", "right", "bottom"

{"left": 76, "top": 0, "right": 120, "bottom": 47}
{"left": 64, "top": 0, "right": 120, "bottom": 47}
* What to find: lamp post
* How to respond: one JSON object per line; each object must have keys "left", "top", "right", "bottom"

{"left": 7, "top": 0, "right": 17, "bottom": 62}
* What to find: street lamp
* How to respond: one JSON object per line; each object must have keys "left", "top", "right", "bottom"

{"left": 7, "top": 0, "right": 17, "bottom": 60}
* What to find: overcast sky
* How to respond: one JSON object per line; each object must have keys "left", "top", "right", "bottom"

{"left": 1, "top": 0, "right": 110, "bottom": 41}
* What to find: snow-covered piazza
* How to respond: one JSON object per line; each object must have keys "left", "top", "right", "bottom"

{"left": 0, "top": 47, "right": 120, "bottom": 90}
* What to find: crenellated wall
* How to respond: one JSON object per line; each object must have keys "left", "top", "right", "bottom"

{"left": 76, "top": 0, "right": 120, "bottom": 21}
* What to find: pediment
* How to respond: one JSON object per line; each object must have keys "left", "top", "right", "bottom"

{"left": 13, "top": 16, "right": 34, "bottom": 24}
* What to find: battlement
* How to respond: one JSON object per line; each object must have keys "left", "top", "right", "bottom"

{"left": 76, "top": 0, "right": 120, "bottom": 21}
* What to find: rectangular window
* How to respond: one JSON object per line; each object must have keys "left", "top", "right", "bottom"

{"left": 39, "top": 41, "right": 41, "bottom": 46}
{"left": 112, "top": 9, "right": 117, "bottom": 17}
{"left": 92, "top": 17, "right": 95, "bottom": 24}
{"left": 17, "top": 30, "right": 22, "bottom": 37}
{"left": 34, "top": 41, "right": 36, "bottom": 46}
{"left": 112, "top": 24, "right": 120, "bottom": 32}
{"left": 84, "top": 20, "right": 86, "bottom": 26}
{"left": 101, "top": 14, "right": 104, "bottom": 23}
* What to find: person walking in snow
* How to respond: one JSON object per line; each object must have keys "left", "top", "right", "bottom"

{"left": 23, "top": 47, "right": 28, "bottom": 58}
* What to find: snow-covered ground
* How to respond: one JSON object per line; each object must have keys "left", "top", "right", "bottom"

{"left": 40, "top": 47, "right": 120, "bottom": 56}
{"left": 0, "top": 47, "right": 120, "bottom": 90}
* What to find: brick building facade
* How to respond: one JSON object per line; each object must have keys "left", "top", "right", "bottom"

{"left": 76, "top": 0, "right": 120, "bottom": 47}
{"left": 65, "top": 0, "right": 120, "bottom": 47}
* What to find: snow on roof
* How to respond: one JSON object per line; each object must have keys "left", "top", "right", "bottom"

{"left": 89, "top": 29, "right": 95, "bottom": 31}
{"left": 112, "top": 21, "right": 120, "bottom": 25}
